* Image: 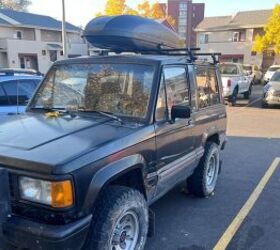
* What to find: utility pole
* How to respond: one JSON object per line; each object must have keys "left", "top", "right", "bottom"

{"left": 62, "top": 0, "right": 68, "bottom": 59}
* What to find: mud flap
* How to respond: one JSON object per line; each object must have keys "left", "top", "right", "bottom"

{"left": 0, "top": 168, "right": 11, "bottom": 238}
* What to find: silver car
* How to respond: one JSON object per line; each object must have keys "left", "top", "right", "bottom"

{"left": 262, "top": 70, "right": 280, "bottom": 108}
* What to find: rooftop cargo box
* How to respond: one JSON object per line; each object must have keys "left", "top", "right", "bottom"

{"left": 83, "top": 15, "right": 182, "bottom": 51}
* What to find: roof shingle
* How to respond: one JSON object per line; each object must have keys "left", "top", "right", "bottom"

{"left": 196, "top": 9, "right": 272, "bottom": 31}
{"left": 0, "top": 9, "right": 80, "bottom": 32}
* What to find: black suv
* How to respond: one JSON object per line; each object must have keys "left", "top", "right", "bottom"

{"left": 0, "top": 52, "right": 227, "bottom": 250}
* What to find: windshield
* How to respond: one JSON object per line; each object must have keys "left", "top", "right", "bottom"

{"left": 268, "top": 66, "right": 280, "bottom": 72}
{"left": 271, "top": 71, "right": 280, "bottom": 81}
{"left": 31, "top": 63, "right": 155, "bottom": 119}
{"left": 219, "top": 64, "right": 239, "bottom": 75}
{"left": 243, "top": 65, "right": 252, "bottom": 71}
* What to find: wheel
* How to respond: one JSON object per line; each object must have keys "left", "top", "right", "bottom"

{"left": 187, "top": 142, "right": 220, "bottom": 197}
{"left": 262, "top": 101, "right": 268, "bottom": 109}
{"left": 86, "top": 186, "right": 148, "bottom": 250}
{"left": 229, "top": 88, "right": 238, "bottom": 106}
{"left": 243, "top": 85, "right": 252, "bottom": 99}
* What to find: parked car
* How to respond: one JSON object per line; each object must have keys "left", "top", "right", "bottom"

{"left": 219, "top": 63, "right": 253, "bottom": 106}
{"left": 0, "top": 54, "right": 227, "bottom": 250}
{"left": 0, "top": 68, "right": 43, "bottom": 77}
{"left": 0, "top": 76, "right": 42, "bottom": 117}
{"left": 263, "top": 65, "right": 280, "bottom": 83}
{"left": 243, "top": 64, "right": 263, "bottom": 84}
{"left": 0, "top": 15, "right": 227, "bottom": 250}
{"left": 262, "top": 70, "right": 280, "bottom": 108}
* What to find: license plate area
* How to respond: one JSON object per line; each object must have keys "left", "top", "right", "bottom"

{"left": 0, "top": 168, "right": 11, "bottom": 237}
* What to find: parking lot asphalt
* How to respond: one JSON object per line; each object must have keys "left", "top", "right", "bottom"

{"left": 145, "top": 85, "right": 280, "bottom": 250}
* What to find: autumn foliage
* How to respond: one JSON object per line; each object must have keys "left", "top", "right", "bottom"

{"left": 97, "top": 0, "right": 175, "bottom": 28}
{"left": 253, "top": 4, "right": 280, "bottom": 54}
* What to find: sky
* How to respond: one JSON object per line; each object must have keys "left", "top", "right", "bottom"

{"left": 29, "top": 0, "right": 279, "bottom": 27}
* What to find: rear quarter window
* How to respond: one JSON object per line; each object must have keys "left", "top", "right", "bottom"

{"left": 195, "top": 66, "right": 220, "bottom": 108}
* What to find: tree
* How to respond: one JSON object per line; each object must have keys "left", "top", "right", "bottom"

{"left": 0, "top": 0, "right": 31, "bottom": 11}
{"left": 97, "top": 0, "right": 176, "bottom": 28}
{"left": 104, "top": 0, "right": 126, "bottom": 16}
{"left": 253, "top": 4, "right": 280, "bottom": 54}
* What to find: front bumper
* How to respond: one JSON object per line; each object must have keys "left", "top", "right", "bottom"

{"left": 2, "top": 214, "right": 92, "bottom": 250}
{"left": 263, "top": 93, "right": 280, "bottom": 106}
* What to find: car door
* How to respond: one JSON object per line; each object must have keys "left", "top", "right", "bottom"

{"left": 238, "top": 65, "right": 250, "bottom": 92}
{"left": 154, "top": 66, "right": 196, "bottom": 196}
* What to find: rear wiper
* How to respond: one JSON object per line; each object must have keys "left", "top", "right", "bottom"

{"left": 78, "top": 109, "right": 123, "bottom": 124}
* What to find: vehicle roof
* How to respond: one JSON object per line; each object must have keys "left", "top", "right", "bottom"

{"left": 54, "top": 54, "right": 215, "bottom": 67}
{"left": 0, "top": 75, "right": 42, "bottom": 82}
{"left": 269, "top": 65, "right": 280, "bottom": 68}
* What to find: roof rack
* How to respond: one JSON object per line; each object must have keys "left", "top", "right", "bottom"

{"left": 98, "top": 47, "right": 221, "bottom": 64}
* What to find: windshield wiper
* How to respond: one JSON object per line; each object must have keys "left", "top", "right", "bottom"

{"left": 30, "top": 107, "right": 79, "bottom": 118}
{"left": 77, "top": 109, "right": 123, "bottom": 124}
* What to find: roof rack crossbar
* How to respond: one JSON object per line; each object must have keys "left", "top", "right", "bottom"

{"left": 97, "top": 47, "right": 221, "bottom": 64}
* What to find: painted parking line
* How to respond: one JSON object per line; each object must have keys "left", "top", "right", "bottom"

{"left": 213, "top": 157, "right": 280, "bottom": 250}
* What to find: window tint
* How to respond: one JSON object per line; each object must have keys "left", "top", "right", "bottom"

{"left": 196, "top": 66, "right": 220, "bottom": 108}
{"left": 164, "top": 67, "right": 189, "bottom": 116}
{"left": 0, "top": 86, "right": 9, "bottom": 106}
{"left": 155, "top": 75, "right": 167, "bottom": 121}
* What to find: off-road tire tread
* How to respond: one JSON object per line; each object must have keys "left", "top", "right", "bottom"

{"left": 187, "top": 142, "right": 219, "bottom": 197}
{"left": 85, "top": 185, "right": 148, "bottom": 250}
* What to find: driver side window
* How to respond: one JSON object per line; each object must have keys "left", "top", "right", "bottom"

{"left": 155, "top": 66, "right": 190, "bottom": 121}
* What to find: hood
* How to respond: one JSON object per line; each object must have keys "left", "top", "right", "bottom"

{"left": 0, "top": 113, "right": 143, "bottom": 174}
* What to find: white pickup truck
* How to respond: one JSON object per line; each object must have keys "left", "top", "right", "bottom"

{"left": 219, "top": 63, "right": 253, "bottom": 106}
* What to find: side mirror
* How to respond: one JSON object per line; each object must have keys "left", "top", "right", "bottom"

{"left": 171, "top": 105, "right": 191, "bottom": 121}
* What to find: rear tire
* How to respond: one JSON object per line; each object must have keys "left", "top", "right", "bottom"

{"left": 187, "top": 142, "right": 220, "bottom": 197}
{"left": 86, "top": 186, "right": 148, "bottom": 250}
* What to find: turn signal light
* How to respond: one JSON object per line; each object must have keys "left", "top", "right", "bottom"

{"left": 51, "top": 180, "right": 73, "bottom": 208}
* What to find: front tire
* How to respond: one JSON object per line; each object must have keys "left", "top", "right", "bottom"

{"left": 229, "top": 88, "right": 238, "bottom": 106}
{"left": 187, "top": 142, "right": 220, "bottom": 197}
{"left": 86, "top": 186, "right": 148, "bottom": 250}
{"left": 244, "top": 85, "right": 252, "bottom": 99}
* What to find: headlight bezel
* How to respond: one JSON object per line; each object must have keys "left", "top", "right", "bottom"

{"left": 18, "top": 175, "right": 74, "bottom": 209}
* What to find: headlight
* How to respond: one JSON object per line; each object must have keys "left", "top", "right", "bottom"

{"left": 19, "top": 177, "right": 73, "bottom": 208}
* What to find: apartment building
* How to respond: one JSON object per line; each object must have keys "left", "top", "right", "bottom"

{"left": 0, "top": 9, "right": 88, "bottom": 74}
{"left": 195, "top": 9, "right": 279, "bottom": 70}
{"left": 165, "top": 0, "right": 205, "bottom": 47}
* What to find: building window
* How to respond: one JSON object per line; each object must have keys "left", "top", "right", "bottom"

{"left": 179, "top": 17, "right": 187, "bottom": 25}
{"left": 179, "top": 3, "right": 188, "bottom": 10}
{"left": 199, "top": 34, "right": 209, "bottom": 44}
{"left": 233, "top": 31, "right": 246, "bottom": 42}
{"left": 16, "top": 30, "right": 23, "bottom": 40}
{"left": 179, "top": 10, "right": 187, "bottom": 17}
{"left": 179, "top": 26, "right": 186, "bottom": 33}
{"left": 251, "top": 51, "right": 257, "bottom": 56}
{"left": 49, "top": 50, "right": 58, "bottom": 62}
